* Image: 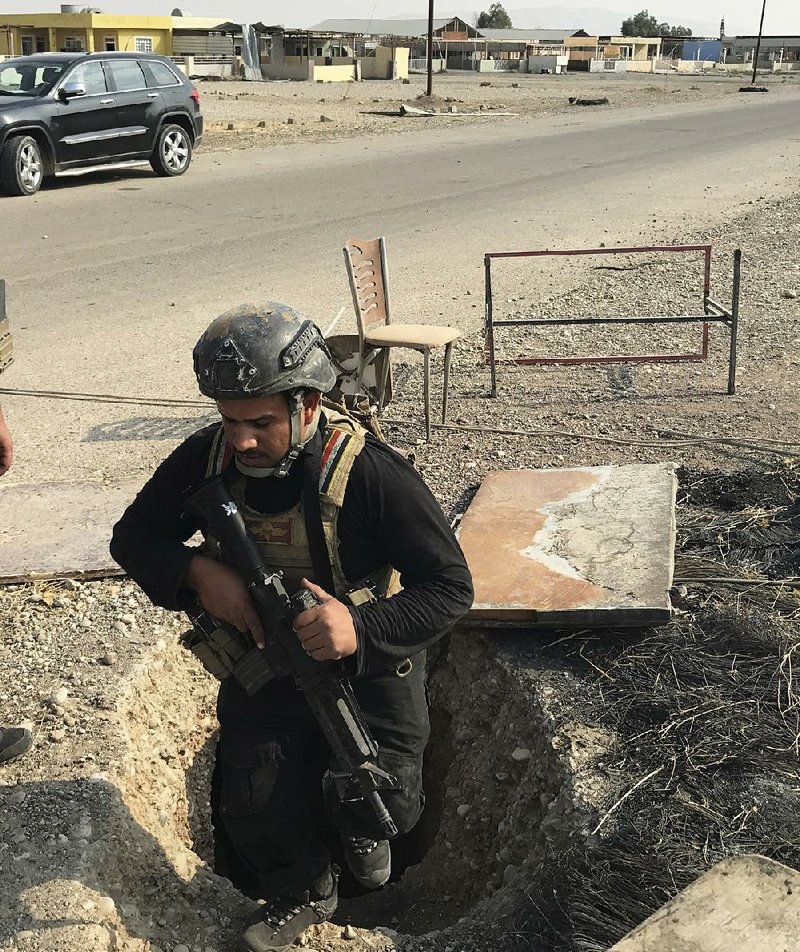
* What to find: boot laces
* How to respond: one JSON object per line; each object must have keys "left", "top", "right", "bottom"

{"left": 261, "top": 896, "right": 306, "bottom": 929}
{"left": 345, "top": 834, "right": 379, "bottom": 855}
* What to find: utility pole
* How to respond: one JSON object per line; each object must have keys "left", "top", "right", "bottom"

{"left": 426, "top": 0, "right": 434, "bottom": 97}
{"left": 751, "top": 0, "right": 767, "bottom": 85}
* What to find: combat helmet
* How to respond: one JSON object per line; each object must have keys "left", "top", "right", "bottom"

{"left": 193, "top": 302, "right": 337, "bottom": 477}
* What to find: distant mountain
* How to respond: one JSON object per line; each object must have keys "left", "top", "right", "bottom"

{"left": 503, "top": 7, "right": 717, "bottom": 35}
{"left": 387, "top": 7, "right": 718, "bottom": 36}
{"left": 504, "top": 7, "right": 629, "bottom": 33}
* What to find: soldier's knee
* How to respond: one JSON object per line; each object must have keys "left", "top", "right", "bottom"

{"left": 385, "top": 789, "right": 424, "bottom": 835}
{"left": 382, "top": 754, "right": 425, "bottom": 835}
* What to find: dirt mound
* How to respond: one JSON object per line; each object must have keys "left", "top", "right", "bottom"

{"left": 1, "top": 467, "right": 798, "bottom": 952}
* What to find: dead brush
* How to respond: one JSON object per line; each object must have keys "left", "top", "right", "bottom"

{"left": 498, "top": 466, "right": 800, "bottom": 952}
{"left": 505, "top": 609, "right": 800, "bottom": 952}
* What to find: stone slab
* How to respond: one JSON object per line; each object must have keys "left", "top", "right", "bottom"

{"left": 611, "top": 854, "right": 800, "bottom": 952}
{"left": 0, "top": 479, "right": 140, "bottom": 582}
{"left": 458, "top": 464, "right": 676, "bottom": 627}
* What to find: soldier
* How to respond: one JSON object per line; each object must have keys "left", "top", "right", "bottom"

{"left": 110, "top": 304, "right": 473, "bottom": 952}
{"left": 0, "top": 402, "right": 33, "bottom": 764}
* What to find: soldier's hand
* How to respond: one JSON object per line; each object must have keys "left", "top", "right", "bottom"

{"left": 0, "top": 413, "right": 13, "bottom": 476}
{"left": 293, "top": 578, "right": 357, "bottom": 662}
{"left": 185, "top": 555, "right": 266, "bottom": 648}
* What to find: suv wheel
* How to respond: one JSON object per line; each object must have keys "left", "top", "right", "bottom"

{"left": 1, "top": 135, "right": 44, "bottom": 196}
{"left": 151, "top": 123, "right": 192, "bottom": 177}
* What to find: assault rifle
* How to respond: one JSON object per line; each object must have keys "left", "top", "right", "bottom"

{"left": 182, "top": 475, "right": 399, "bottom": 839}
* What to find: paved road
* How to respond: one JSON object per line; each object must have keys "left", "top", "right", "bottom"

{"left": 1, "top": 90, "right": 799, "bottom": 479}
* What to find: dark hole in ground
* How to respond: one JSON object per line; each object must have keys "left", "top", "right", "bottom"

{"left": 178, "top": 466, "right": 800, "bottom": 951}
{"left": 183, "top": 663, "right": 467, "bottom": 933}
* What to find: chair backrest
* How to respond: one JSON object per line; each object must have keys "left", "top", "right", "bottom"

{"left": 343, "top": 237, "right": 392, "bottom": 344}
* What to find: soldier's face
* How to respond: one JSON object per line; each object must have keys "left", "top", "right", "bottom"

{"left": 217, "top": 392, "right": 321, "bottom": 469}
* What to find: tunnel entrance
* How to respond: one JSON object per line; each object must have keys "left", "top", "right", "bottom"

{"left": 115, "top": 466, "right": 800, "bottom": 952}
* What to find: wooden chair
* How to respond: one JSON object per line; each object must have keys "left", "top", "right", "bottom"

{"left": 343, "top": 237, "right": 461, "bottom": 440}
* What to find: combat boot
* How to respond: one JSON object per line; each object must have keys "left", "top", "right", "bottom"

{"left": 240, "top": 869, "right": 338, "bottom": 952}
{"left": 0, "top": 726, "right": 32, "bottom": 764}
{"left": 341, "top": 835, "right": 391, "bottom": 889}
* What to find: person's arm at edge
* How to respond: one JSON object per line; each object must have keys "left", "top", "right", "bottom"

{"left": 0, "top": 402, "right": 13, "bottom": 476}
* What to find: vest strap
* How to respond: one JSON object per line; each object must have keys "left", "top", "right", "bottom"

{"left": 302, "top": 429, "right": 336, "bottom": 594}
{"left": 203, "top": 414, "right": 400, "bottom": 601}
{"left": 206, "top": 425, "right": 231, "bottom": 478}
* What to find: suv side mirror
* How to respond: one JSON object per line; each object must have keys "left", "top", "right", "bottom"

{"left": 59, "top": 82, "right": 86, "bottom": 100}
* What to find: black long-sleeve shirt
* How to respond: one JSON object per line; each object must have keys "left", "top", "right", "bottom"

{"left": 110, "top": 420, "right": 474, "bottom": 676}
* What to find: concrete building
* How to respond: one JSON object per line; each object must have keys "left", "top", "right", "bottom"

{"left": 310, "top": 17, "right": 450, "bottom": 41}
{"left": 262, "top": 25, "right": 409, "bottom": 82}
{"left": 436, "top": 25, "right": 574, "bottom": 70}
{"left": 0, "top": 11, "right": 408, "bottom": 83}
{"left": 0, "top": 10, "right": 173, "bottom": 57}
{"left": 722, "top": 34, "right": 800, "bottom": 66}
{"left": 564, "top": 32, "right": 662, "bottom": 70}
{"left": 309, "top": 16, "right": 577, "bottom": 71}
{"left": 170, "top": 15, "right": 245, "bottom": 60}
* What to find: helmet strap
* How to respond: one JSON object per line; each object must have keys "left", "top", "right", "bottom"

{"left": 274, "top": 389, "right": 308, "bottom": 479}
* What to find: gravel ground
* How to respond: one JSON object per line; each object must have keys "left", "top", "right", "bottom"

{"left": 197, "top": 70, "right": 800, "bottom": 153}
{"left": 4, "top": 171, "right": 797, "bottom": 494}
{"left": 1, "top": 85, "right": 799, "bottom": 952}
{"left": 0, "top": 577, "right": 396, "bottom": 952}
{"left": 378, "top": 188, "right": 800, "bottom": 515}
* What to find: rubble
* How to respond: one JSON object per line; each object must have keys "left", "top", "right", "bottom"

{"left": 568, "top": 96, "right": 610, "bottom": 105}
{"left": 2, "top": 466, "right": 798, "bottom": 952}
{"left": 196, "top": 73, "right": 800, "bottom": 153}
{"left": 0, "top": 99, "right": 799, "bottom": 952}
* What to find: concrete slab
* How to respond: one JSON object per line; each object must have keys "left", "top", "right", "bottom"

{"left": 458, "top": 464, "right": 676, "bottom": 627}
{"left": 611, "top": 854, "right": 800, "bottom": 952}
{"left": 0, "top": 479, "right": 140, "bottom": 582}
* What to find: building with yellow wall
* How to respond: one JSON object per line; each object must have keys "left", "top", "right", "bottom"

{"left": 564, "top": 34, "right": 662, "bottom": 67}
{"left": 0, "top": 12, "right": 173, "bottom": 58}
{"left": 0, "top": 13, "right": 412, "bottom": 83}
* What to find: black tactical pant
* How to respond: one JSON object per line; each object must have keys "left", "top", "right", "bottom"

{"left": 210, "top": 653, "right": 430, "bottom": 899}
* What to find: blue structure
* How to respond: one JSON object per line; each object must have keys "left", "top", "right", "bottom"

{"left": 682, "top": 39, "right": 722, "bottom": 61}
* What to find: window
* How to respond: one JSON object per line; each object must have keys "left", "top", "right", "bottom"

{"left": 64, "top": 36, "right": 86, "bottom": 52}
{"left": 106, "top": 58, "right": 146, "bottom": 91}
{"left": 0, "top": 61, "right": 66, "bottom": 94}
{"left": 104, "top": 36, "right": 116, "bottom": 52}
{"left": 35, "top": 36, "right": 46, "bottom": 53}
{"left": 21, "top": 36, "right": 33, "bottom": 56}
{"left": 134, "top": 36, "right": 153, "bottom": 53}
{"left": 67, "top": 61, "right": 108, "bottom": 95}
{"left": 143, "top": 59, "right": 180, "bottom": 87}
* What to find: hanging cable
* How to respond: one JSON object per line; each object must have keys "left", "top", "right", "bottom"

{"left": 381, "top": 418, "right": 800, "bottom": 457}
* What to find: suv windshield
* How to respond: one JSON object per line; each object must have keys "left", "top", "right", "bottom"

{"left": 0, "top": 59, "right": 67, "bottom": 97}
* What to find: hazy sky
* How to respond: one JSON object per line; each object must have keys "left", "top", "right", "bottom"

{"left": 3, "top": 2, "right": 797, "bottom": 35}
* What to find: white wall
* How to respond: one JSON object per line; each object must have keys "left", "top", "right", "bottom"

{"left": 525, "top": 54, "right": 568, "bottom": 74}
{"left": 589, "top": 58, "right": 627, "bottom": 73}
{"left": 477, "top": 58, "right": 520, "bottom": 72}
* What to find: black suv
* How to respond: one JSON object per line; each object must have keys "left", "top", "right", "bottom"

{"left": 0, "top": 52, "right": 203, "bottom": 196}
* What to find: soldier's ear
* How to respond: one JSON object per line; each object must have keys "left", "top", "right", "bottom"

{"left": 303, "top": 391, "right": 322, "bottom": 414}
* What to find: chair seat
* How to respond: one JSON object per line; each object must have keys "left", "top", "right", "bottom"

{"left": 365, "top": 323, "right": 461, "bottom": 349}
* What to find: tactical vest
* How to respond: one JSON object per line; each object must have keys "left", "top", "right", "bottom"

{"left": 203, "top": 408, "right": 401, "bottom": 602}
